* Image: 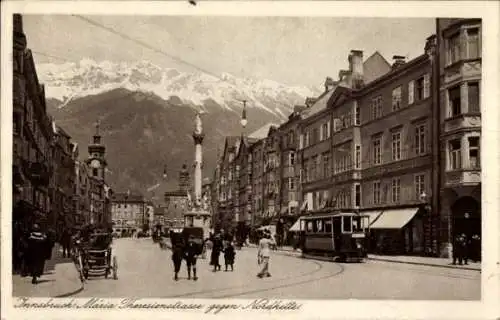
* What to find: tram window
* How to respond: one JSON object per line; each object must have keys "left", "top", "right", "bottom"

{"left": 306, "top": 221, "right": 314, "bottom": 232}
{"left": 325, "top": 220, "right": 332, "bottom": 233}
{"left": 316, "top": 220, "right": 323, "bottom": 232}
{"left": 342, "top": 216, "right": 353, "bottom": 233}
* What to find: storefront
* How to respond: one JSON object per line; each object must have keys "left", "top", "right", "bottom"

{"left": 368, "top": 206, "right": 424, "bottom": 255}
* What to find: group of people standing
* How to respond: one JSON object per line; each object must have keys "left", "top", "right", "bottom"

{"left": 13, "top": 222, "right": 56, "bottom": 284}
{"left": 168, "top": 228, "right": 276, "bottom": 281}
{"left": 453, "top": 233, "right": 481, "bottom": 265}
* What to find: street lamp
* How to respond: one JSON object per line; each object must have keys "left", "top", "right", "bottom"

{"left": 163, "top": 165, "right": 168, "bottom": 180}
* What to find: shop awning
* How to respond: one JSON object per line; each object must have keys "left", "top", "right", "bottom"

{"left": 370, "top": 208, "right": 419, "bottom": 229}
{"left": 289, "top": 218, "right": 302, "bottom": 232}
{"left": 361, "top": 211, "right": 383, "bottom": 226}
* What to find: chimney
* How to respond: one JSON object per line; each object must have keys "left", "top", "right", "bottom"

{"left": 305, "top": 97, "right": 317, "bottom": 108}
{"left": 348, "top": 50, "right": 364, "bottom": 89}
{"left": 425, "top": 35, "right": 437, "bottom": 58}
{"left": 13, "top": 14, "right": 23, "bottom": 34}
{"left": 324, "top": 77, "right": 335, "bottom": 92}
{"left": 293, "top": 105, "right": 307, "bottom": 114}
{"left": 392, "top": 55, "right": 406, "bottom": 69}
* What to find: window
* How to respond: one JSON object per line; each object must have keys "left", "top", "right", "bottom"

{"left": 325, "top": 220, "right": 332, "bottom": 233}
{"left": 322, "top": 152, "right": 330, "bottom": 178}
{"left": 392, "top": 131, "right": 402, "bottom": 161}
{"left": 449, "top": 85, "right": 461, "bottom": 117}
{"left": 316, "top": 155, "right": 321, "bottom": 179}
{"left": 371, "top": 96, "right": 383, "bottom": 120}
{"left": 372, "top": 137, "right": 382, "bottom": 165}
{"left": 313, "top": 128, "right": 319, "bottom": 145}
{"left": 415, "top": 77, "right": 425, "bottom": 101}
{"left": 299, "top": 134, "right": 304, "bottom": 149}
{"left": 392, "top": 86, "right": 402, "bottom": 111}
{"left": 316, "top": 220, "right": 323, "bottom": 232}
{"left": 289, "top": 152, "right": 295, "bottom": 166}
{"left": 449, "top": 139, "right": 462, "bottom": 170}
{"left": 415, "top": 174, "right": 425, "bottom": 200}
{"left": 93, "top": 168, "right": 98, "bottom": 176}
{"left": 342, "top": 216, "right": 353, "bottom": 233}
{"left": 354, "top": 183, "right": 361, "bottom": 207}
{"left": 288, "top": 177, "right": 295, "bottom": 190}
{"left": 354, "top": 101, "right": 360, "bottom": 125}
{"left": 469, "top": 137, "right": 480, "bottom": 169}
{"left": 467, "top": 28, "right": 480, "bottom": 59}
{"left": 305, "top": 131, "right": 310, "bottom": 147}
{"left": 391, "top": 178, "right": 401, "bottom": 203}
{"left": 408, "top": 81, "right": 415, "bottom": 105}
{"left": 373, "top": 181, "right": 381, "bottom": 204}
{"left": 415, "top": 123, "right": 426, "bottom": 155}
{"left": 288, "top": 131, "right": 295, "bottom": 146}
{"left": 448, "top": 32, "right": 461, "bottom": 64}
{"left": 355, "top": 145, "right": 361, "bottom": 169}
{"left": 322, "top": 123, "right": 328, "bottom": 141}
{"left": 306, "top": 221, "right": 313, "bottom": 232}
{"left": 468, "top": 82, "right": 480, "bottom": 113}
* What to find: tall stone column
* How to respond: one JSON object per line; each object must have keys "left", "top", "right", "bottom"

{"left": 193, "top": 112, "right": 204, "bottom": 207}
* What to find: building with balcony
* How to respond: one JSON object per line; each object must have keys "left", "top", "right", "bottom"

{"left": 111, "top": 192, "right": 146, "bottom": 236}
{"left": 12, "top": 14, "right": 53, "bottom": 236}
{"left": 437, "top": 18, "right": 482, "bottom": 260}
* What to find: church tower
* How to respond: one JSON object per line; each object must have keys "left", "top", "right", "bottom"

{"left": 87, "top": 121, "right": 107, "bottom": 182}
{"left": 178, "top": 164, "right": 190, "bottom": 193}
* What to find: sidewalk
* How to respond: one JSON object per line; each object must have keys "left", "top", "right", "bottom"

{"left": 249, "top": 244, "right": 481, "bottom": 271}
{"left": 12, "top": 244, "right": 84, "bottom": 297}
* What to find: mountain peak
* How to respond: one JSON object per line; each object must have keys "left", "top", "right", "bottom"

{"left": 37, "top": 59, "right": 322, "bottom": 117}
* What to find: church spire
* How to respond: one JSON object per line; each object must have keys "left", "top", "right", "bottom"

{"left": 93, "top": 119, "right": 102, "bottom": 145}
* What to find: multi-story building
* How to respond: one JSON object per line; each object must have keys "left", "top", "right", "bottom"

{"left": 73, "top": 144, "right": 91, "bottom": 227}
{"left": 352, "top": 43, "right": 436, "bottom": 255}
{"left": 146, "top": 201, "right": 155, "bottom": 231}
{"left": 249, "top": 138, "right": 265, "bottom": 226}
{"left": 12, "top": 13, "right": 52, "bottom": 233}
{"left": 164, "top": 164, "right": 190, "bottom": 229}
{"left": 436, "top": 18, "right": 482, "bottom": 259}
{"left": 217, "top": 136, "right": 240, "bottom": 232}
{"left": 111, "top": 192, "right": 145, "bottom": 235}
{"left": 277, "top": 106, "right": 304, "bottom": 243}
{"left": 262, "top": 125, "right": 282, "bottom": 224}
{"left": 50, "top": 124, "right": 76, "bottom": 235}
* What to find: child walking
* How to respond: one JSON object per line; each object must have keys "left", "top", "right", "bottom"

{"left": 224, "top": 241, "right": 236, "bottom": 271}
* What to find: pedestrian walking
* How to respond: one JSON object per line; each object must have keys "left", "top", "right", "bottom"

{"left": 61, "top": 228, "right": 71, "bottom": 258}
{"left": 171, "top": 233, "right": 184, "bottom": 281}
{"left": 26, "top": 223, "right": 48, "bottom": 284}
{"left": 257, "top": 230, "right": 275, "bottom": 278}
{"left": 210, "top": 234, "right": 223, "bottom": 272}
{"left": 223, "top": 240, "right": 235, "bottom": 271}
{"left": 184, "top": 235, "right": 200, "bottom": 281}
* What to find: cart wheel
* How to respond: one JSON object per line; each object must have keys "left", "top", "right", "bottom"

{"left": 112, "top": 256, "right": 118, "bottom": 280}
{"left": 77, "top": 255, "right": 85, "bottom": 283}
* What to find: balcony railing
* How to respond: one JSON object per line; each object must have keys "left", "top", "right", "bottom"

{"left": 443, "top": 114, "right": 481, "bottom": 133}
{"left": 445, "top": 169, "right": 481, "bottom": 186}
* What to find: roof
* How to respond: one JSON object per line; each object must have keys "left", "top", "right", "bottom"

{"left": 362, "top": 51, "right": 392, "bottom": 84}
{"left": 302, "top": 89, "right": 336, "bottom": 119}
{"left": 111, "top": 192, "right": 145, "bottom": 203}
{"left": 248, "top": 123, "right": 279, "bottom": 140}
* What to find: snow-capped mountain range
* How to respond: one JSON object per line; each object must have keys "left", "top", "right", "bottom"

{"left": 37, "top": 59, "right": 322, "bottom": 118}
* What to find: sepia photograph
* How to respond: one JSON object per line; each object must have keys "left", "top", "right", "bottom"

{"left": 2, "top": 1, "right": 499, "bottom": 320}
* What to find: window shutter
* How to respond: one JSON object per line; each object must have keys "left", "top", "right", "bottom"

{"left": 299, "top": 134, "right": 304, "bottom": 149}
{"left": 319, "top": 124, "right": 324, "bottom": 141}
{"left": 327, "top": 120, "right": 331, "bottom": 138}
{"left": 408, "top": 80, "right": 415, "bottom": 105}
{"left": 423, "top": 73, "right": 430, "bottom": 99}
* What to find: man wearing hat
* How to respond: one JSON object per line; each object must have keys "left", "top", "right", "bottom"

{"left": 184, "top": 235, "right": 200, "bottom": 281}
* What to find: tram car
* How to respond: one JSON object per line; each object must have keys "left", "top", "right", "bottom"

{"left": 301, "top": 212, "right": 370, "bottom": 262}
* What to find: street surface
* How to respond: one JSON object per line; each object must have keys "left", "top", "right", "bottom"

{"left": 74, "top": 238, "right": 480, "bottom": 300}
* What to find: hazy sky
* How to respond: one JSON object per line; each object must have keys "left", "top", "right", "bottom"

{"left": 23, "top": 15, "right": 435, "bottom": 87}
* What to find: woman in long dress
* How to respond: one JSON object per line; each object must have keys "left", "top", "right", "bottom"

{"left": 210, "top": 234, "right": 222, "bottom": 272}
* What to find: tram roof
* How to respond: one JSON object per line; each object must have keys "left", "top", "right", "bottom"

{"left": 301, "top": 212, "right": 364, "bottom": 220}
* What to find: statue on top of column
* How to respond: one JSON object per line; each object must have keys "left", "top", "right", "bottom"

{"left": 194, "top": 111, "right": 203, "bottom": 135}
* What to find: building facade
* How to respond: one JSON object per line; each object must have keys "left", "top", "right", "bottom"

{"left": 164, "top": 165, "right": 191, "bottom": 229}
{"left": 12, "top": 14, "right": 53, "bottom": 233}
{"left": 111, "top": 192, "right": 145, "bottom": 235}
{"left": 436, "top": 18, "right": 482, "bottom": 260}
